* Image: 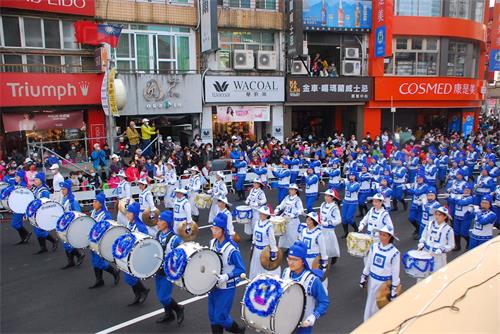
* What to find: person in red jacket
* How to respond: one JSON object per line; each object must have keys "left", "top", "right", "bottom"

{"left": 126, "top": 161, "right": 140, "bottom": 183}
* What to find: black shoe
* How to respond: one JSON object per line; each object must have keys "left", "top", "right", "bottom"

{"left": 47, "top": 235, "right": 59, "bottom": 252}
{"left": 211, "top": 325, "right": 224, "bottom": 334}
{"left": 402, "top": 200, "right": 408, "bottom": 211}
{"left": 138, "top": 288, "right": 150, "bottom": 304}
{"left": 23, "top": 231, "right": 32, "bottom": 244}
{"left": 227, "top": 321, "right": 246, "bottom": 334}
{"left": 330, "top": 257, "right": 338, "bottom": 266}
{"left": 75, "top": 253, "right": 85, "bottom": 267}
{"left": 16, "top": 229, "right": 26, "bottom": 244}
{"left": 128, "top": 285, "right": 141, "bottom": 306}
{"left": 62, "top": 261, "right": 75, "bottom": 269}
{"left": 34, "top": 237, "right": 48, "bottom": 254}
{"left": 88, "top": 280, "right": 104, "bottom": 289}
{"left": 171, "top": 299, "right": 185, "bottom": 325}
{"left": 341, "top": 224, "right": 349, "bottom": 239}
{"left": 113, "top": 270, "right": 120, "bottom": 285}
{"left": 453, "top": 235, "right": 461, "bottom": 251}
{"left": 34, "top": 248, "right": 48, "bottom": 254}
{"left": 89, "top": 269, "right": 104, "bottom": 289}
{"left": 156, "top": 306, "right": 175, "bottom": 323}
{"left": 104, "top": 267, "right": 120, "bottom": 285}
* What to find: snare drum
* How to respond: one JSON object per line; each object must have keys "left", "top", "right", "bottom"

{"left": 89, "top": 220, "right": 129, "bottom": 262}
{"left": 113, "top": 232, "right": 164, "bottom": 279}
{"left": 346, "top": 232, "right": 373, "bottom": 257}
{"left": 402, "top": 250, "right": 435, "bottom": 278}
{"left": 194, "top": 193, "right": 212, "bottom": 209}
{"left": 241, "top": 274, "right": 306, "bottom": 334}
{"left": 56, "top": 211, "right": 95, "bottom": 248}
{"left": 164, "top": 241, "right": 222, "bottom": 296}
{"left": 0, "top": 182, "right": 9, "bottom": 210}
{"left": 235, "top": 205, "right": 253, "bottom": 224}
{"left": 270, "top": 216, "right": 288, "bottom": 236}
{"left": 26, "top": 198, "right": 64, "bottom": 231}
{"left": 7, "top": 187, "right": 35, "bottom": 214}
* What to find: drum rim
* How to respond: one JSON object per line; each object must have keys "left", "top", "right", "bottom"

{"left": 99, "top": 225, "right": 129, "bottom": 261}
{"left": 271, "top": 281, "right": 306, "bottom": 333}
{"left": 126, "top": 236, "right": 164, "bottom": 279}
{"left": 181, "top": 247, "right": 222, "bottom": 296}
{"left": 65, "top": 216, "right": 94, "bottom": 248}
{"left": 33, "top": 200, "right": 64, "bottom": 231}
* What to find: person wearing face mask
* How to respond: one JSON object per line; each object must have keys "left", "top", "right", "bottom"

{"left": 50, "top": 164, "right": 64, "bottom": 203}
{"left": 26, "top": 162, "right": 37, "bottom": 188}
{"left": 141, "top": 118, "right": 157, "bottom": 158}
{"left": 88, "top": 168, "right": 102, "bottom": 190}
{"left": 126, "top": 161, "right": 140, "bottom": 183}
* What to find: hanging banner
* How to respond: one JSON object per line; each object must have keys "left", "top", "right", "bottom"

{"left": 373, "top": 0, "right": 394, "bottom": 58}
{"left": 216, "top": 106, "right": 270, "bottom": 123}
{"left": 108, "top": 68, "right": 119, "bottom": 116}
{"left": 201, "top": 0, "right": 218, "bottom": 52}
{"left": 462, "top": 112, "right": 475, "bottom": 138}
{"left": 303, "top": 0, "right": 372, "bottom": 32}
{"left": 101, "top": 70, "right": 110, "bottom": 116}
{"left": 2, "top": 111, "right": 84, "bottom": 133}
{"left": 286, "top": 0, "right": 304, "bottom": 57}
{"left": 489, "top": 1, "right": 500, "bottom": 72}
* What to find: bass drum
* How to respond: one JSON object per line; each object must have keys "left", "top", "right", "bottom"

{"left": 88, "top": 220, "right": 129, "bottom": 262}
{"left": 8, "top": 187, "right": 35, "bottom": 214}
{"left": 241, "top": 274, "right": 306, "bottom": 334}
{"left": 164, "top": 241, "right": 222, "bottom": 296}
{"left": 56, "top": 211, "right": 96, "bottom": 248}
{"left": 26, "top": 198, "right": 64, "bottom": 231}
{"left": 112, "top": 232, "right": 164, "bottom": 279}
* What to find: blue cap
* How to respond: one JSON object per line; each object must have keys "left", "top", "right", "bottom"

{"left": 15, "top": 170, "right": 25, "bottom": 179}
{"left": 34, "top": 172, "right": 46, "bottom": 184}
{"left": 416, "top": 172, "right": 425, "bottom": 179}
{"left": 427, "top": 186, "right": 437, "bottom": 195}
{"left": 60, "top": 179, "right": 72, "bottom": 191}
{"left": 95, "top": 192, "right": 106, "bottom": 206}
{"left": 481, "top": 194, "right": 493, "bottom": 205}
{"left": 288, "top": 241, "right": 310, "bottom": 270}
{"left": 212, "top": 212, "right": 228, "bottom": 231}
{"left": 457, "top": 169, "right": 465, "bottom": 176}
{"left": 464, "top": 183, "right": 474, "bottom": 191}
{"left": 127, "top": 202, "right": 141, "bottom": 215}
{"left": 487, "top": 154, "right": 497, "bottom": 162}
{"left": 159, "top": 210, "right": 174, "bottom": 230}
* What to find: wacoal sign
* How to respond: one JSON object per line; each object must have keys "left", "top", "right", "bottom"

{"left": 375, "top": 77, "right": 484, "bottom": 101}
{"left": 1, "top": 73, "right": 103, "bottom": 107}
{"left": 0, "top": 0, "right": 95, "bottom": 16}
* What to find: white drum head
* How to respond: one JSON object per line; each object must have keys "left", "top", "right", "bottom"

{"left": 408, "top": 249, "right": 433, "bottom": 260}
{"left": 35, "top": 200, "right": 64, "bottom": 231}
{"left": 99, "top": 225, "right": 129, "bottom": 262}
{"left": 9, "top": 188, "right": 35, "bottom": 214}
{"left": 273, "top": 283, "right": 305, "bottom": 334}
{"left": 67, "top": 215, "right": 95, "bottom": 248}
{"left": 183, "top": 249, "right": 221, "bottom": 295}
{"left": 129, "top": 237, "right": 164, "bottom": 279}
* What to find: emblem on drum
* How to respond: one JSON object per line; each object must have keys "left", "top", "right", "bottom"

{"left": 165, "top": 248, "right": 188, "bottom": 281}
{"left": 243, "top": 277, "right": 283, "bottom": 317}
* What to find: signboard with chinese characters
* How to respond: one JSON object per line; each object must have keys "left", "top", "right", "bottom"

{"left": 205, "top": 76, "right": 285, "bottom": 103}
{"left": 216, "top": 106, "right": 270, "bottom": 122}
{"left": 303, "top": 0, "right": 372, "bottom": 32}
{"left": 286, "top": 77, "right": 372, "bottom": 102}
{"left": 1, "top": 0, "right": 95, "bottom": 16}
{"left": 201, "top": 0, "right": 218, "bottom": 53}
{"left": 489, "top": 1, "right": 500, "bottom": 72}
{"left": 374, "top": 77, "right": 484, "bottom": 101}
{"left": 287, "top": 0, "right": 304, "bottom": 57}
{"left": 373, "top": 0, "right": 393, "bottom": 58}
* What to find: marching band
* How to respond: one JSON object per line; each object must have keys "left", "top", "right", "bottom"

{"left": 0, "top": 141, "right": 499, "bottom": 334}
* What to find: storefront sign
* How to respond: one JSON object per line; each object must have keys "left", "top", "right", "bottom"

{"left": 286, "top": 77, "right": 372, "bottom": 102}
{"left": 101, "top": 70, "right": 110, "bottom": 116}
{"left": 201, "top": 128, "right": 212, "bottom": 140}
{"left": 462, "top": 112, "right": 475, "bottom": 138}
{"left": 374, "top": 77, "right": 484, "bottom": 101}
{"left": 489, "top": 2, "right": 500, "bottom": 72}
{"left": 1, "top": 0, "right": 95, "bottom": 16}
{"left": 201, "top": 0, "right": 218, "bottom": 53}
{"left": 0, "top": 73, "right": 103, "bottom": 107}
{"left": 2, "top": 111, "right": 84, "bottom": 133}
{"left": 216, "top": 106, "right": 270, "bottom": 123}
{"left": 303, "top": 0, "right": 372, "bottom": 32}
{"left": 205, "top": 76, "right": 285, "bottom": 103}
{"left": 373, "top": 0, "right": 394, "bottom": 58}
{"left": 108, "top": 68, "right": 119, "bottom": 116}
{"left": 287, "top": 0, "right": 304, "bottom": 57}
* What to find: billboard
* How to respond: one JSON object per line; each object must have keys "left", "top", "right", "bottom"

{"left": 303, "top": 0, "right": 372, "bottom": 31}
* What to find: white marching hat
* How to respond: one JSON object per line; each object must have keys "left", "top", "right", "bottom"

{"left": 217, "top": 196, "right": 231, "bottom": 206}
{"left": 175, "top": 187, "right": 188, "bottom": 194}
{"left": 49, "top": 164, "right": 60, "bottom": 170}
{"left": 289, "top": 183, "right": 299, "bottom": 190}
{"left": 190, "top": 166, "right": 200, "bottom": 173}
{"left": 306, "top": 211, "right": 320, "bottom": 224}
{"left": 166, "top": 159, "right": 175, "bottom": 167}
{"left": 111, "top": 154, "right": 119, "bottom": 160}
{"left": 436, "top": 206, "right": 453, "bottom": 220}
{"left": 117, "top": 170, "right": 127, "bottom": 177}
{"left": 25, "top": 158, "right": 33, "bottom": 164}
{"left": 324, "top": 188, "right": 340, "bottom": 200}
{"left": 252, "top": 178, "right": 264, "bottom": 185}
{"left": 142, "top": 118, "right": 149, "bottom": 123}
{"left": 138, "top": 178, "right": 148, "bottom": 185}
{"left": 215, "top": 171, "right": 224, "bottom": 178}
{"left": 371, "top": 193, "right": 385, "bottom": 201}
{"left": 374, "top": 225, "right": 399, "bottom": 240}
{"left": 257, "top": 205, "right": 271, "bottom": 216}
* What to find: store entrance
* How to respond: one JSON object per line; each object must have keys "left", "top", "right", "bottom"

{"left": 291, "top": 106, "right": 336, "bottom": 139}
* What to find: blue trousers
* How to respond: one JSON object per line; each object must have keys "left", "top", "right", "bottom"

{"left": 63, "top": 243, "right": 74, "bottom": 252}
{"left": 155, "top": 275, "right": 173, "bottom": 306}
{"left": 447, "top": 200, "right": 456, "bottom": 217}
{"left": 236, "top": 174, "right": 245, "bottom": 191}
{"left": 408, "top": 170, "right": 417, "bottom": 183}
{"left": 278, "top": 187, "right": 288, "bottom": 204}
{"left": 208, "top": 287, "right": 235, "bottom": 328}
{"left": 11, "top": 213, "right": 23, "bottom": 230}
{"left": 34, "top": 227, "right": 48, "bottom": 238}
{"left": 453, "top": 218, "right": 472, "bottom": 237}
{"left": 494, "top": 206, "right": 500, "bottom": 229}
{"left": 91, "top": 251, "right": 109, "bottom": 270}
{"left": 290, "top": 172, "right": 299, "bottom": 184}
{"left": 305, "top": 194, "right": 317, "bottom": 213}
{"left": 468, "top": 235, "right": 491, "bottom": 249}
{"left": 329, "top": 183, "right": 344, "bottom": 191}
{"left": 408, "top": 205, "right": 422, "bottom": 223}
{"left": 124, "top": 273, "right": 140, "bottom": 287}
{"left": 392, "top": 186, "right": 404, "bottom": 201}
{"left": 358, "top": 191, "right": 370, "bottom": 205}
{"left": 438, "top": 168, "right": 447, "bottom": 182}
{"left": 426, "top": 181, "right": 437, "bottom": 189}
{"left": 418, "top": 222, "right": 428, "bottom": 238}
{"left": 341, "top": 202, "right": 357, "bottom": 225}
{"left": 297, "top": 326, "right": 313, "bottom": 334}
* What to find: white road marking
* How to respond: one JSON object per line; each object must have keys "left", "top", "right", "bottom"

{"left": 95, "top": 281, "right": 246, "bottom": 334}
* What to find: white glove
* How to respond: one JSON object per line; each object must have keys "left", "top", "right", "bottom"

{"left": 217, "top": 273, "right": 229, "bottom": 285}
{"left": 302, "top": 314, "right": 316, "bottom": 327}
{"left": 435, "top": 248, "right": 443, "bottom": 255}
{"left": 417, "top": 243, "right": 424, "bottom": 250}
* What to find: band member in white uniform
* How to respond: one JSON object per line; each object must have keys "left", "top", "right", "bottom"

{"left": 215, "top": 195, "right": 235, "bottom": 238}
{"left": 208, "top": 171, "right": 228, "bottom": 222}
{"left": 187, "top": 166, "right": 202, "bottom": 221}
{"left": 418, "top": 206, "right": 455, "bottom": 272}
{"left": 275, "top": 183, "right": 304, "bottom": 251}
{"left": 115, "top": 170, "right": 132, "bottom": 226}
{"left": 138, "top": 178, "right": 158, "bottom": 236}
{"left": 360, "top": 225, "right": 400, "bottom": 321}
{"left": 319, "top": 189, "right": 341, "bottom": 265}
{"left": 300, "top": 212, "right": 329, "bottom": 291}
{"left": 249, "top": 206, "right": 280, "bottom": 279}
{"left": 172, "top": 187, "right": 193, "bottom": 235}
{"left": 244, "top": 178, "right": 267, "bottom": 236}
{"left": 164, "top": 160, "right": 177, "bottom": 209}
{"left": 358, "top": 193, "right": 394, "bottom": 244}
{"left": 50, "top": 163, "right": 64, "bottom": 203}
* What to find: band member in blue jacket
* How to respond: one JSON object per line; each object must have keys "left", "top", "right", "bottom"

{"left": 288, "top": 151, "right": 302, "bottom": 184}
{"left": 208, "top": 213, "right": 246, "bottom": 334}
{"left": 469, "top": 195, "right": 497, "bottom": 249}
{"left": 391, "top": 158, "right": 407, "bottom": 211}
{"left": 283, "top": 241, "right": 329, "bottom": 334}
{"left": 341, "top": 171, "right": 361, "bottom": 238}
{"left": 31, "top": 172, "right": 59, "bottom": 254}
{"left": 155, "top": 210, "right": 184, "bottom": 324}
{"left": 406, "top": 172, "right": 428, "bottom": 240}
{"left": 3, "top": 173, "right": 31, "bottom": 244}
{"left": 60, "top": 179, "right": 85, "bottom": 269}
{"left": 452, "top": 183, "right": 474, "bottom": 251}
{"left": 233, "top": 155, "right": 248, "bottom": 201}
{"left": 303, "top": 167, "right": 319, "bottom": 213}
{"left": 437, "top": 148, "right": 449, "bottom": 188}
{"left": 272, "top": 162, "right": 291, "bottom": 204}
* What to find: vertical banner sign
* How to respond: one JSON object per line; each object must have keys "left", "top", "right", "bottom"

{"left": 286, "top": 0, "right": 304, "bottom": 57}
{"left": 489, "top": 1, "right": 500, "bottom": 72}
{"left": 201, "top": 0, "right": 218, "bottom": 53}
{"left": 462, "top": 112, "right": 475, "bottom": 138}
{"left": 101, "top": 70, "right": 110, "bottom": 116}
{"left": 108, "top": 68, "right": 119, "bottom": 116}
{"left": 373, "top": 0, "right": 393, "bottom": 58}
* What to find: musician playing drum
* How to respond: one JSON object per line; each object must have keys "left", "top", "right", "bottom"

{"left": 164, "top": 160, "right": 177, "bottom": 209}
{"left": 123, "top": 202, "right": 150, "bottom": 306}
{"left": 187, "top": 166, "right": 202, "bottom": 222}
{"left": 300, "top": 212, "right": 328, "bottom": 289}
{"left": 154, "top": 210, "right": 184, "bottom": 324}
{"left": 215, "top": 196, "right": 235, "bottom": 238}
{"left": 249, "top": 206, "right": 280, "bottom": 279}
{"left": 283, "top": 241, "right": 329, "bottom": 333}
{"left": 208, "top": 171, "right": 228, "bottom": 222}
{"left": 173, "top": 188, "right": 193, "bottom": 235}
{"left": 138, "top": 178, "right": 158, "bottom": 236}
{"left": 208, "top": 213, "right": 246, "bottom": 334}
{"left": 275, "top": 183, "right": 303, "bottom": 252}
{"left": 32, "top": 172, "right": 59, "bottom": 254}
{"left": 60, "top": 180, "right": 85, "bottom": 269}
{"left": 359, "top": 225, "right": 400, "bottom": 321}
{"left": 244, "top": 178, "right": 267, "bottom": 236}
{"left": 115, "top": 170, "right": 132, "bottom": 226}
{"left": 319, "top": 189, "right": 341, "bottom": 265}
{"left": 358, "top": 193, "right": 394, "bottom": 245}
{"left": 7, "top": 172, "right": 31, "bottom": 244}
{"left": 88, "top": 193, "right": 120, "bottom": 289}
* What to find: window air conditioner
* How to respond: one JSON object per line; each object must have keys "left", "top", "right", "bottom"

{"left": 290, "top": 56, "right": 310, "bottom": 75}
{"left": 344, "top": 47, "right": 360, "bottom": 59}
{"left": 342, "top": 60, "right": 361, "bottom": 76}
{"left": 256, "top": 51, "right": 277, "bottom": 70}
{"left": 233, "top": 50, "right": 255, "bottom": 70}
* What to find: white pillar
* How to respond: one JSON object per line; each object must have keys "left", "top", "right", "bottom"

{"left": 272, "top": 105, "right": 284, "bottom": 142}
{"left": 201, "top": 105, "right": 213, "bottom": 145}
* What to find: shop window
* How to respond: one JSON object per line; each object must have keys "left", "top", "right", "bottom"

{"left": 64, "top": 56, "right": 81, "bottom": 73}
{"left": 2, "top": 16, "right": 21, "bottom": 47}
{"left": 447, "top": 41, "right": 467, "bottom": 77}
{"left": 226, "top": 0, "right": 251, "bottom": 8}
{"left": 395, "top": 0, "right": 441, "bottom": 17}
{"left": 44, "top": 19, "right": 61, "bottom": 49}
{"left": 44, "top": 56, "right": 62, "bottom": 72}
{"left": 26, "top": 54, "right": 44, "bottom": 72}
{"left": 2, "top": 55, "right": 22, "bottom": 72}
{"left": 449, "top": 0, "right": 470, "bottom": 19}
{"left": 23, "top": 17, "right": 43, "bottom": 48}
{"left": 62, "top": 21, "right": 78, "bottom": 49}
{"left": 386, "top": 37, "right": 439, "bottom": 76}
{"left": 256, "top": 0, "right": 276, "bottom": 10}
{"left": 473, "top": 0, "right": 484, "bottom": 23}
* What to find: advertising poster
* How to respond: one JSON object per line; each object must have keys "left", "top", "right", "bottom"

{"left": 2, "top": 111, "right": 84, "bottom": 133}
{"left": 462, "top": 112, "right": 475, "bottom": 138}
{"left": 303, "top": 0, "right": 372, "bottom": 31}
{"left": 216, "top": 106, "right": 270, "bottom": 123}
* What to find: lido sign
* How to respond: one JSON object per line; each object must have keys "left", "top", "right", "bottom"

{"left": 0, "top": 0, "right": 95, "bottom": 16}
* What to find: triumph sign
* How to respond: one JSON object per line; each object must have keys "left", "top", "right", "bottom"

{"left": 204, "top": 76, "right": 285, "bottom": 103}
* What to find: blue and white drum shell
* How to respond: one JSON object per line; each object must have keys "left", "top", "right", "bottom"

{"left": 8, "top": 186, "right": 35, "bottom": 214}
{"left": 403, "top": 249, "right": 435, "bottom": 278}
{"left": 235, "top": 205, "right": 253, "bottom": 224}
{"left": 26, "top": 198, "right": 64, "bottom": 231}
{"left": 241, "top": 274, "right": 306, "bottom": 334}
{"left": 164, "top": 241, "right": 222, "bottom": 296}
{"left": 112, "top": 232, "right": 164, "bottom": 279}
{"left": 88, "top": 219, "right": 128, "bottom": 262}
{"left": 56, "top": 211, "right": 96, "bottom": 249}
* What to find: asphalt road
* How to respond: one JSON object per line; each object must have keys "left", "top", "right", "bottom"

{"left": 1, "top": 187, "right": 468, "bottom": 334}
